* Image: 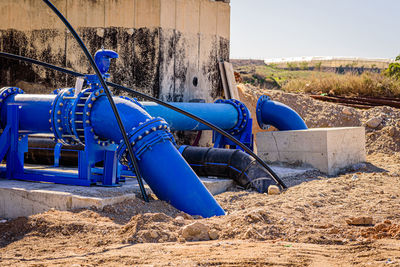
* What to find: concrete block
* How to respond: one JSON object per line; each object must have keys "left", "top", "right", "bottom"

{"left": 0, "top": 179, "right": 137, "bottom": 219}
{"left": 257, "top": 127, "right": 366, "bottom": 175}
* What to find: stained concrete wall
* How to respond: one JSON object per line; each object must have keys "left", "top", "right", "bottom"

{"left": 0, "top": 0, "right": 230, "bottom": 102}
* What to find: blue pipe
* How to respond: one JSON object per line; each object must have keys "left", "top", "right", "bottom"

{"left": 1, "top": 91, "right": 225, "bottom": 218}
{"left": 256, "top": 95, "right": 307, "bottom": 131}
{"left": 140, "top": 102, "right": 239, "bottom": 131}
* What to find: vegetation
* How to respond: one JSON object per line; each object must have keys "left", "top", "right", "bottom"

{"left": 235, "top": 59, "right": 400, "bottom": 97}
{"left": 385, "top": 55, "right": 400, "bottom": 80}
{"left": 282, "top": 72, "right": 400, "bottom": 97}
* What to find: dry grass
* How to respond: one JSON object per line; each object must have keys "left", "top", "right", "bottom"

{"left": 282, "top": 72, "right": 400, "bottom": 97}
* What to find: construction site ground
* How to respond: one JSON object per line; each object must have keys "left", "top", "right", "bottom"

{"left": 2, "top": 85, "right": 400, "bottom": 266}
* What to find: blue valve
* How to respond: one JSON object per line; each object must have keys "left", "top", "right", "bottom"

{"left": 94, "top": 49, "right": 119, "bottom": 76}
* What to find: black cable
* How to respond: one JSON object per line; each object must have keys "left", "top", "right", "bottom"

{"left": 41, "top": 0, "right": 149, "bottom": 201}
{"left": 0, "top": 54, "right": 287, "bottom": 189}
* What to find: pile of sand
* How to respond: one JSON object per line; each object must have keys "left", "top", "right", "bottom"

{"left": 238, "top": 84, "right": 400, "bottom": 154}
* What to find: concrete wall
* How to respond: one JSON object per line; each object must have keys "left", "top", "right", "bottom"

{"left": 0, "top": 0, "right": 230, "bottom": 102}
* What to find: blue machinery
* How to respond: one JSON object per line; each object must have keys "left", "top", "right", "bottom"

{"left": 0, "top": 51, "right": 307, "bottom": 218}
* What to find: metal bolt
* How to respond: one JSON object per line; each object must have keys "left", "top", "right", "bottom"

{"left": 152, "top": 127, "right": 156, "bottom": 131}
{"left": 7, "top": 89, "right": 11, "bottom": 93}
{"left": 94, "top": 136, "right": 98, "bottom": 139}
{"left": 57, "top": 110, "right": 61, "bottom": 115}
{"left": 91, "top": 97, "right": 96, "bottom": 101}
{"left": 59, "top": 103, "right": 63, "bottom": 107}
{"left": 158, "top": 125, "right": 163, "bottom": 129}
{"left": 58, "top": 127, "right": 63, "bottom": 131}
{"left": 50, "top": 127, "right": 53, "bottom": 131}
{"left": 145, "top": 130, "right": 150, "bottom": 135}
{"left": 164, "top": 125, "right": 167, "bottom": 129}
{"left": 131, "top": 141, "right": 135, "bottom": 145}
{"left": 90, "top": 128, "right": 94, "bottom": 132}
{"left": 100, "top": 90, "right": 104, "bottom": 94}
{"left": 86, "top": 112, "right": 90, "bottom": 116}
{"left": 49, "top": 119, "right": 51, "bottom": 123}
{"left": 49, "top": 110, "right": 52, "bottom": 114}
{"left": 98, "top": 141, "right": 101, "bottom": 144}
{"left": 88, "top": 104, "right": 92, "bottom": 108}
{"left": 138, "top": 135, "right": 142, "bottom": 140}
{"left": 95, "top": 92, "right": 99, "bottom": 96}
{"left": 57, "top": 119, "right": 61, "bottom": 123}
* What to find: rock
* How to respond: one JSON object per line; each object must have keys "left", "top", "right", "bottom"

{"left": 208, "top": 229, "right": 219, "bottom": 240}
{"left": 366, "top": 117, "right": 383, "bottom": 129}
{"left": 342, "top": 107, "right": 353, "bottom": 115}
{"left": 150, "top": 230, "right": 158, "bottom": 239}
{"left": 268, "top": 185, "right": 280, "bottom": 195}
{"left": 174, "top": 216, "right": 185, "bottom": 224}
{"left": 346, "top": 216, "right": 373, "bottom": 226}
{"left": 387, "top": 126, "right": 396, "bottom": 137}
{"left": 181, "top": 222, "right": 210, "bottom": 241}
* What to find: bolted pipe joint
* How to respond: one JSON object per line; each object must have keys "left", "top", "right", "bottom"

{"left": 256, "top": 95, "right": 308, "bottom": 131}
{"left": 0, "top": 87, "right": 24, "bottom": 128}
{"left": 117, "top": 117, "right": 174, "bottom": 163}
{"left": 214, "top": 98, "right": 251, "bottom": 135}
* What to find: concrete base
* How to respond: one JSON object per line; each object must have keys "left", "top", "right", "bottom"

{"left": 257, "top": 127, "right": 366, "bottom": 175}
{"left": 0, "top": 176, "right": 235, "bottom": 219}
{"left": 0, "top": 164, "right": 314, "bottom": 219}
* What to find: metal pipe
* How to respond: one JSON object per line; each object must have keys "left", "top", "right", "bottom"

{"left": 140, "top": 102, "right": 239, "bottom": 131}
{"left": 0, "top": 52, "right": 287, "bottom": 189}
{"left": 1, "top": 91, "right": 225, "bottom": 218}
{"left": 256, "top": 95, "right": 308, "bottom": 131}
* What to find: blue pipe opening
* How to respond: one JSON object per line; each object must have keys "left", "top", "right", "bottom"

{"left": 256, "top": 95, "right": 307, "bottom": 131}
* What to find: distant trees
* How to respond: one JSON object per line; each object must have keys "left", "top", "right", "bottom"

{"left": 385, "top": 55, "right": 400, "bottom": 80}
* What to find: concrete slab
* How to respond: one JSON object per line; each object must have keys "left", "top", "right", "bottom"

{"left": 0, "top": 175, "right": 234, "bottom": 219}
{"left": 0, "top": 163, "right": 313, "bottom": 219}
{"left": 257, "top": 127, "right": 366, "bottom": 175}
{"left": 270, "top": 165, "right": 315, "bottom": 178}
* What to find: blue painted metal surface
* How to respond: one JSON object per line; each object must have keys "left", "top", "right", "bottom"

{"left": 212, "top": 99, "right": 253, "bottom": 151}
{"left": 141, "top": 102, "right": 238, "bottom": 131}
{"left": 0, "top": 83, "right": 225, "bottom": 217}
{"left": 256, "top": 95, "right": 308, "bottom": 131}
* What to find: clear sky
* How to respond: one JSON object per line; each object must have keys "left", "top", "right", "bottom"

{"left": 230, "top": 0, "right": 400, "bottom": 60}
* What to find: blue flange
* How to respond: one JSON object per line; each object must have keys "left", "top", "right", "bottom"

{"left": 256, "top": 95, "right": 271, "bottom": 130}
{"left": 215, "top": 98, "right": 250, "bottom": 135}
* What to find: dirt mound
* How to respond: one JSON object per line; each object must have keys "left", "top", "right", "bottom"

{"left": 361, "top": 220, "right": 400, "bottom": 239}
{"left": 120, "top": 213, "right": 179, "bottom": 243}
{"left": 238, "top": 84, "right": 400, "bottom": 154}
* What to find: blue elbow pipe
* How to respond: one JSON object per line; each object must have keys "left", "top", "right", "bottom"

{"left": 91, "top": 97, "right": 225, "bottom": 217}
{"left": 256, "top": 95, "right": 307, "bottom": 131}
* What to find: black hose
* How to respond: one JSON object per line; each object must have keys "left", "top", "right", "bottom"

{"left": 41, "top": 0, "right": 148, "bottom": 201}
{"left": 180, "top": 146, "right": 278, "bottom": 193}
{"left": 0, "top": 53, "right": 287, "bottom": 189}
{"left": 25, "top": 139, "right": 277, "bottom": 192}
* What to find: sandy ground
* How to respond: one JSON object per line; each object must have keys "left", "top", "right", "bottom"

{"left": 1, "top": 87, "right": 400, "bottom": 266}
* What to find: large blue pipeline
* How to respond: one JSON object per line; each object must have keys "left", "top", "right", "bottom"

{"left": 0, "top": 87, "right": 225, "bottom": 218}
{"left": 0, "top": 50, "right": 306, "bottom": 219}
